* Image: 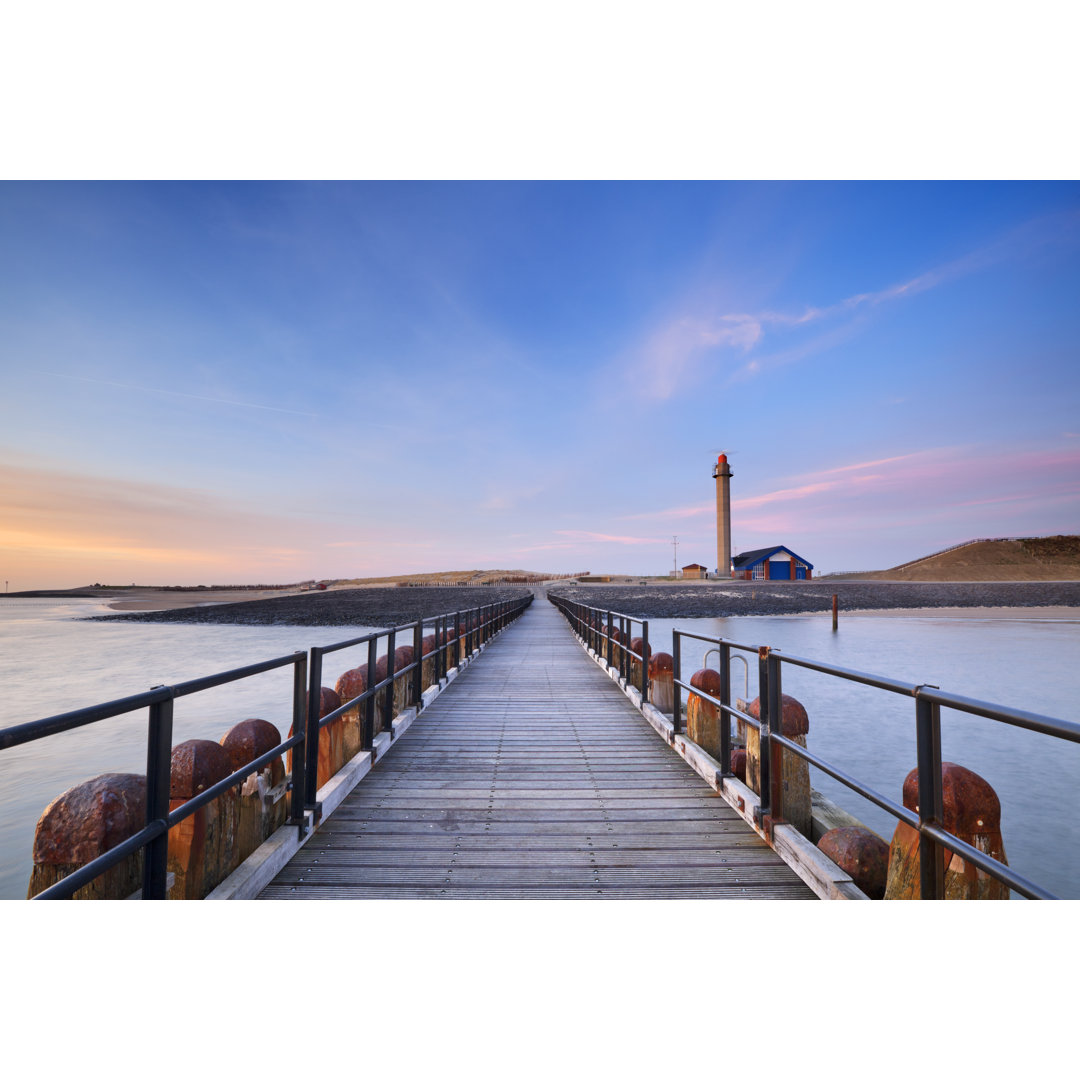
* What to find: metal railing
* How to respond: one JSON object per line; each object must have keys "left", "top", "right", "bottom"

{"left": 550, "top": 596, "right": 1080, "bottom": 900}
{"left": 2, "top": 595, "right": 533, "bottom": 899}
{"left": 303, "top": 598, "right": 533, "bottom": 814}
{"left": 548, "top": 597, "right": 650, "bottom": 702}
{"left": 0, "top": 651, "right": 309, "bottom": 900}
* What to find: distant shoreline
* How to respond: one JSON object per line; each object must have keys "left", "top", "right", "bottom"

{"left": 545, "top": 580, "right": 1080, "bottom": 621}
{"left": 0, "top": 579, "right": 1056, "bottom": 626}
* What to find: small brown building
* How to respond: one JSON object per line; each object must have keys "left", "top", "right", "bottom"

{"left": 681, "top": 563, "right": 708, "bottom": 580}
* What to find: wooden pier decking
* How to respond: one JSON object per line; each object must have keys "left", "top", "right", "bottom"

{"left": 259, "top": 599, "right": 815, "bottom": 899}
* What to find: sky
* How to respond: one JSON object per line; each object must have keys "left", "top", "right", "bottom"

{"left": 1, "top": 180, "right": 1079, "bottom": 588}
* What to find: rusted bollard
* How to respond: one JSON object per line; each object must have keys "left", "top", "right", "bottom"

{"left": 395, "top": 645, "right": 415, "bottom": 706}
{"left": 818, "top": 826, "right": 889, "bottom": 899}
{"left": 371, "top": 648, "right": 406, "bottom": 725}
{"left": 686, "top": 668, "right": 724, "bottom": 760}
{"left": 884, "top": 762, "right": 1009, "bottom": 900}
{"left": 168, "top": 739, "right": 239, "bottom": 899}
{"left": 421, "top": 634, "right": 437, "bottom": 691}
{"left": 440, "top": 626, "right": 457, "bottom": 671}
{"left": 334, "top": 666, "right": 368, "bottom": 762}
{"left": 744, "top": 693, "right": 812, "bottom": 837}
{"left": 649, "top": 652, "right": 674, "bottom": 712}
{"left": 287, "top": 686, "right": 343, "bottom": 790}
{"left": 611, "top": 627, "right": 627, "bottom": 673}
{"left": 27, "top": 773, "right": 147, "bottom": 899}
{"left": 730, "top": 748, "right": 747, "bottom": 783}
{"left": 629, "top": 637, "right": 651, "bottom": 694}
{"left": 220, "top": 719, "right": 287, "bottom": 871}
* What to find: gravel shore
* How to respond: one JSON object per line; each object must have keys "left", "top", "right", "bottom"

{"left": 88, "top": 586, "right": 535, "bottom": 628}
{"left": 85, "top": 580, "right": 1080, "bottom": 626}
{"left": 546, "top": 580, "right": 1080, "bottom": 619}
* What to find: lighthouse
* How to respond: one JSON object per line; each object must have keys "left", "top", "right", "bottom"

{"left": 713, "top": 453, "right": 733, "bottom": 578}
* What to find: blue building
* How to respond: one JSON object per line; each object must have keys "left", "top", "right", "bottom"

{"left": 731, "top": 546, "right": 814, "bottom": 580}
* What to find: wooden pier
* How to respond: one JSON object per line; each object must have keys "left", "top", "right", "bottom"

{"left": 259, "top": 598, "right": 814, "bottom": 899}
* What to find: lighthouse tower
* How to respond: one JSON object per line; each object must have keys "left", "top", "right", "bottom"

{"left": 713, "top": 453, "right": 733, "bottom": 577}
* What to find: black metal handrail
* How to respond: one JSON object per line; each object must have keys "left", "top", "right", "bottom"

{"left": 549, "top": 595, "right": 1079, "bottom": 900}
{"left": 547, "top": 597, "right": 650, "bottom": 701}
{"left": 303, "top": 597, "right": 534, "bottom": 813}
{"left": 5, "top": 650, "right": 309, "bottom": 900}
{"left": 4, "top": 593, "right": 533, "bottom": 900}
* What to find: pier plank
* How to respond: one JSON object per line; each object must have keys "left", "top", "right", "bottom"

{"left": 259, "top": 599, "right": 815, "bottom": 900}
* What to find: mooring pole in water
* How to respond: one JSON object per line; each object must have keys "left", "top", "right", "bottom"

{"left": 832, "top": 593, "right": 838, "bottom": 631}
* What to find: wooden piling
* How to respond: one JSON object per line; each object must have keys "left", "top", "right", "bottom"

{"left": 648, "top": 652, "right": 674, "bottom": 713}
{"left": 27, "top": 773, "right": 147, "bottom": 899}
{"left": 395, "top": 645, "right": 415, "bottom": 707}
{"left": 744, "top": 693, "right": 812, "bottom": 838}
{"left": 832, "top": 593, "right": 838, "bottom": 631}
{"left": 421, "top": 634, "right": 437, "bottom": 691}
{"left": 629, "top": 636, "right": 651, "bottom": 694}
{"left": 219, "top": 719, "right": 287, "bottom": 872}
{"left": 287, "top": 687, "right": 343, "bottom": 791}
{"left": 167, "top": 739, "right": 239, "bottom": 899}
{"left": 884, "top": 762, "right": 1009, "bottom": 899}
{"left": 334, "top": 666, "right": 368, "bottom": 763}
{"left": 686, "top": 668, "right": 724, "bottom": 761}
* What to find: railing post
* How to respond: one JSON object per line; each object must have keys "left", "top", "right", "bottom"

{"left": 606, "top": 610, "right": 613, "bottom": 667}
{"left": 413, "top": 620, "right": 423, "bottom": 707}
{"left": 621, "top": 616, "right": 629, "bottom": 683}
{"left": 756, "top": 648, "right": 773, "bottom": 816}
{"left": 364, "top": 637, "right": 377, "bottom": 749}
{"left": 142, "top": 696, "right": 173, "bottom": 900}
{"left": 304, "top": 646, "right": 324, "bottom": 809}
{"left": 383, "top": 629, "right": 397, "bottom": 736}
{"left": 767, "top": 651, "right": 785, "bottom": 824}
{"left": 454, "top": 610, "right": 461, "bottom": 668}
{"left": 640, "top": 620, "right": 649, "bottom": 701}
{"left": 719, "top": 642, "right": 731, "bottom": 776}
{"left": 672, "top": 631, "right": 682, "bottom": 735}
{"left": 757, "top": 646, "right": 771, "bottom": 821}
{"left": 916, "top": 693, "right": 945, "bottom": 900}
{"left": 290, "top": 652, "right": 308, "bottom": 829}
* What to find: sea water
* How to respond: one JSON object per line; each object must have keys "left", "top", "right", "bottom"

{"left": 2, "top": 600, "right": 1078, "bottom": 899}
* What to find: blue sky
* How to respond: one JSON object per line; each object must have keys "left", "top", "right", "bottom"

{"left": 1, "top": 180, "right": 1078, "bottom": 588}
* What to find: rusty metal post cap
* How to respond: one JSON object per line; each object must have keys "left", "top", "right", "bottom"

{"left": 649, "top": 652, "right": 674, "bottom": 676}
{"left": 220, "top": 719, "right": 282, "bottom": 771}
{"left": 32, "top": 773, "right": 147, "bottom": 866}
{"left": 335, "top": 667, "right": 367, "bottom": 704}
{"left": 689, "top": 668, "right": 723, "bottom": 696}
{"left": 170, "top": 739, "right": 234, "bottom": 799}
{"left": 746, "top": 693, "right": 809, "bottom": 736}
{"left": 901, "top": 762, "right": 1002, "bottom": 834}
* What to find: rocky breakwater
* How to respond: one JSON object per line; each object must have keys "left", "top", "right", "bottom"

{"left": 89, "top": 586, "right": 535, "bottom": 627}
{"left": 546, "top": 580, "right": 1080, "bottom": 619}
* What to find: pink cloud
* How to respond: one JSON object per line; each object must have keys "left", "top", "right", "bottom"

{"left": 555, "top": 530, "right": 664, "bottom": 546}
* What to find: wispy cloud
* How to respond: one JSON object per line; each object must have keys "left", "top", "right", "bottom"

{"left": 555, "top": 530, "right": 663, "bottom": 546}
{"left": 40, "top": 371, "right": 317, "bottom": 417}
{"left": 619, "top": 208, "right": 1080, "bottom": 401}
